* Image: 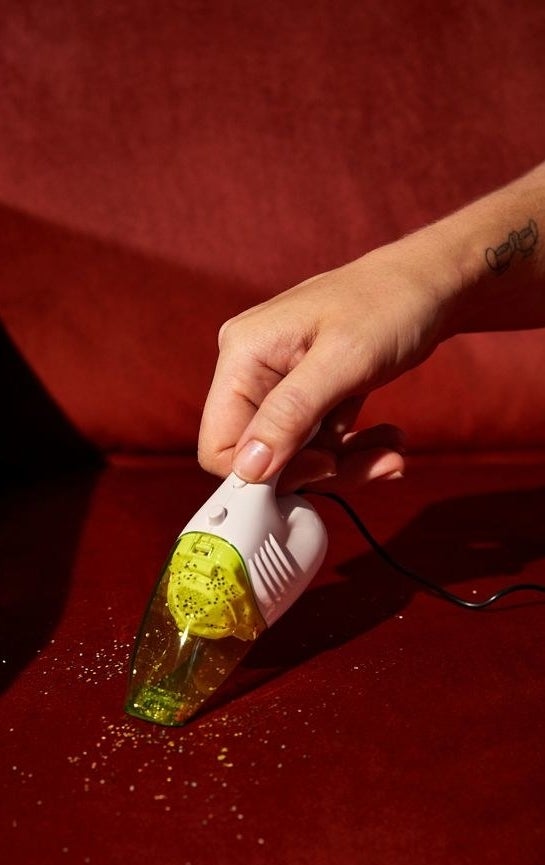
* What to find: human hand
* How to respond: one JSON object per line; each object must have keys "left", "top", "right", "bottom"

{"left": 198, "top": 226, "right": 461, "bottom": 492}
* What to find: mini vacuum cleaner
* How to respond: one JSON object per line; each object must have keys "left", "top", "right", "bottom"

{"left": 125, "top": 473, "right": 327, "bottom": 725}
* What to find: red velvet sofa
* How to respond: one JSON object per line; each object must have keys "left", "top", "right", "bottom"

{"left": 2, "top": 2, "right": 545, "bottom": 863}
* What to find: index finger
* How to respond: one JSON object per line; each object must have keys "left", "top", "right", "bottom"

{"left": 197, "top": 345, "right": 283, "bottom": 478}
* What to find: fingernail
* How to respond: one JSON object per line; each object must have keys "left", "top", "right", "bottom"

{"left": 233, "top": 440, "right": 273, "bottom": 482}
{"left": 382, "top": 470, "right": 404, "bottom": 481}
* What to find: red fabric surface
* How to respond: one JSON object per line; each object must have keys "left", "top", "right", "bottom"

{"left": 2, "top": 4, "right": 545, "bottom": 862}
{"left": 2, "top": 0, "right": 545, "bottom": 273}
{"left": 2, "top": 455, "right": 545, "bottom": 864}
{"left": 2, "top": 0, "right": 545, "bottom": 453}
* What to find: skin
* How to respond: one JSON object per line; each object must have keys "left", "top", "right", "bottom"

{"left": 198, "top": 163, "right": 545, "bottom": 492}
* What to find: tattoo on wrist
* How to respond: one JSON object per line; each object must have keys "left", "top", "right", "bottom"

{"left": 485, "top": 218, "right": 538, "bottom": 273}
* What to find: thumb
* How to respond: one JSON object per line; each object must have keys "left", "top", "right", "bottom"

{"left": 232, "top": 347, "right": 353, "bottom": 482}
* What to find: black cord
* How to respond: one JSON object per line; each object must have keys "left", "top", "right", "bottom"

{"left": 305, "top": 490, "right": 545, "bottom": 610}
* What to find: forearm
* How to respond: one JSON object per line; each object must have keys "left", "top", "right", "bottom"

{"left": 433, "top": 162, "right": 545, "bottom": 336}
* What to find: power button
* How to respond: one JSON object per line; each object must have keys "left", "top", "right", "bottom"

{"left": 208, "top": 506, "right": 227, "bottom": 526}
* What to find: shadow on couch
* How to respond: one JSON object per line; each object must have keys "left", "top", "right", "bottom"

{"left": 0, "top": 323, "right": 102, "bottom": 692}
{"left": 208, "top": 481, "right": 545, "bottom": 710}
{"left": 0, "top": 202, "right": 258, "bottom": 454}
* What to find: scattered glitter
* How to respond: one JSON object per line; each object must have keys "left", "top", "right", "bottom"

{"left": 5, "top": 634, "right": 350, "bottom": 854}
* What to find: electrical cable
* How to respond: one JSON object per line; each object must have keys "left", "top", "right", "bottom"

{"left": 305, "top": 490, "right": 545, "bottom": 610}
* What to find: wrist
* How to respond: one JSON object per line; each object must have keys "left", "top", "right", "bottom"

{"left": 423, "top": 168, "right": 545, "bottom": 335}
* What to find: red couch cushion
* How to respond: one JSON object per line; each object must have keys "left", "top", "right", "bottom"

{"left": 2, "top": 455, "right": 545, "bottom": 864}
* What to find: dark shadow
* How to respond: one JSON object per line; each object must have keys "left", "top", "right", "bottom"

{"left": 0, "top": 321, "right": 102, "bottom": 484}
{"left": 205, "top": 483, "right": 545, "bottom": 710}
{"left": 0, "top": 322, "right": 104, "bottom": 691}
{"left": 0, "top": 467, "right": 102, "bottom": 692}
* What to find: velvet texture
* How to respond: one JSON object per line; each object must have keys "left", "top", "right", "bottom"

{"left": 2, "top": 2, "right": 545, "bottom": 863}
{"left": 2, "top": 0, "right": 545, "bottom": 453}
{"left": 2, "top": 457, "right": 545, "bottom": 864}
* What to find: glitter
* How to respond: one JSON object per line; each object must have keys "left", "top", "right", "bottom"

{"left": 257, "top": 838, "right": 265, "bottom": 845}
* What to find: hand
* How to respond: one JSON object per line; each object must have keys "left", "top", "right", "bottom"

{"left": 198, "top": 227, "right": 460, "bottom": 492}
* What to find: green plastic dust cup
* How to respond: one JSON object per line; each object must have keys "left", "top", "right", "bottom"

{"left": 125, "top": 532, "right": 266, "bottom": 726}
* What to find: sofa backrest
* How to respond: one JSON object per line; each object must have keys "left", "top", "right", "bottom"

{"left": 2, "top": 0, "right": 545, "bottom": 459}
